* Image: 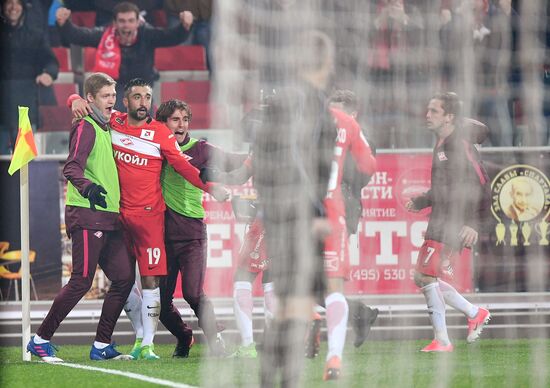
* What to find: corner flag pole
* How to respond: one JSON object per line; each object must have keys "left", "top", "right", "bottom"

{"left": 7, "top": 106, "right": 37, "bottom": 361}
{"left": 20, "top": 164, "right": 31, "bottom": 361}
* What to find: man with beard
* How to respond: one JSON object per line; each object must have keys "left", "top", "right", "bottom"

{"left": 69, "top": 78, "right": 229, "bottom": 360}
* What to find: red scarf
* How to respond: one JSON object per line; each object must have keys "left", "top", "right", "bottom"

{"left": 93, "top": 26, "right": 121, "bottom": 80}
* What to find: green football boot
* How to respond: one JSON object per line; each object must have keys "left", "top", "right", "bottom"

{"left": 129, "top": 338, "right": 142, "bottom": 360}
{"left": 140, "top": 344, "right": 160, "bottom": 360}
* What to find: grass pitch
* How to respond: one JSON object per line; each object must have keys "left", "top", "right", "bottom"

{"left": 0, "top": 339, "right": 548, "bottom": 387}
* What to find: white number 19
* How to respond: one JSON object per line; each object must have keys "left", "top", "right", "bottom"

{"left": 147, "top": 247, "right": 161, "bottom": 265}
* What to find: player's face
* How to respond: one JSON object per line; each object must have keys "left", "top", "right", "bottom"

{"left": 165, "top": 109, "right": 190, "bottom": 143}
{"left": 124, "top": 86, "right": 152, "bottom": 122}
{"left": 426, "top": 99, "right": 450, "bottom": 133}
{"left": 3, "top": 0, "right": 23, "bottom": 25}
{"left": 511, "top": 183, "right": 532, "bottom": 212}
{"left": 88, "top": 85, "right": 116, "bottom": 120}
{"left": 114, "top": 11, "right": 139, "bottom": 42}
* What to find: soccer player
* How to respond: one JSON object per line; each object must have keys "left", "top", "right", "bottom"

{"left": 154, "top": 99, "right": 247, "bottom": 357}
{"left": 407, "top": 92, "right": 491, "bottom": 352}
{"left": 69, "top": 78, "right": 228, "bottom": 360}
{"left": 231, "top": 187, "right": 276, "bottom": 359}
{"left": 320, "top": 90, "right": 377, "bottom": 379}
{"left": 253, "top": 30, "right": 336, "bottom": 387}
{"left": 329, "top": 90, "right": 380, "bottom": 350}
{"left": 27, "top": 73, "right": 134, "bottom": 362}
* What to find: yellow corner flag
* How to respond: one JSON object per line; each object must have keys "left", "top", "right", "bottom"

{"left": 8, "top": 106, "right": 38, "bottom": 176}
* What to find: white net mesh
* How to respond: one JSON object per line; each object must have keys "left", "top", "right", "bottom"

{"left": 203, "top": 0, "right": 550, "bottom": 386}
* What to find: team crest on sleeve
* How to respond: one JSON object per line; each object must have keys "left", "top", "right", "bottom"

{"left": 140, "top": 129, "right": 155, "bottom": 141}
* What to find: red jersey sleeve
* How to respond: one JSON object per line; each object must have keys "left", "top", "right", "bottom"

{"left": 66, "top": 93, "right": 83, "bottom": 108}
{"left": 349, "top": 119, "right": 377, "bottom": 175}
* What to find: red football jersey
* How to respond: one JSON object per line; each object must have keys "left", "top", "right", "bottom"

{"left": 325, "top": 108, "right": 377, "bottom": 218}
{"left": 109, "top": 112, "right": 208, "bottom": 215}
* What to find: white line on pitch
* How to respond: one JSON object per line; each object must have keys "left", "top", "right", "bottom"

{"left": 53, "top": 361, "right": 196, "bottom": 388}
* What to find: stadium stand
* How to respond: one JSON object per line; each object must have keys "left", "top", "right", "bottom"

{"left": 38, "top": 83, "right": 77, "bottom": 133}
{"left": 152, "top": 9, "right": 168, "bottom": 28}
{"left": 52, "top": 47, "right": 74, "bottom": 83}
{"left": 154, "top": 45, "right": 209, "bottom": 82}
{"left": 160, "top": 80, "right": 210, "bottom": 104}
{"left": 160, "top": 80, "right": 218, "bottom": 128}
{"left": 155, "top": 45, "right": 207, "bottom": 71}
{"left": 70, "top": 11, "right": 96, "bottom": 27}
{"left": 83, "top": 47, "right": 96, "bottom": 74}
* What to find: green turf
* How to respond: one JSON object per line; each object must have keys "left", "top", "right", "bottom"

{"left": 0, "top": 339, "right": 548, "bottom": 387}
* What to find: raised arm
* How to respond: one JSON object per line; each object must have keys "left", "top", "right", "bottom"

{"left": 144, "top": 11, "right": 193, "bottom": 47}
{"left": 56, "top": 8, "right": 103, "bottom": 47}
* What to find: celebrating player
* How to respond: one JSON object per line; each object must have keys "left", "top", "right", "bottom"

{"left": 69, "top": 78, "right": 228, "bottom": 360}
{"left": 27, "top": 73, "right": 134, "bottom": 362}
{"left": 155, "top": 99, "right": 247, "bottom": 357}
{"left": 319, "top": 90, "right": 377, "bottom": 379}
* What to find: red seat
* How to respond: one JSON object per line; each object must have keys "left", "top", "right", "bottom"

{"left": 83, "top": 47, "right": 97, "bottom": 72}
{"left": 52, "top": 83, "right": 78, "bottom": 106}
{"left": 160, "top": 80, "right": 210, "bottom": 104}
{"left": 155, "top": 46, "right": 207, "bottom": 71}
{"left": 188, "top": 103, "right": 210, "bottom": 129}
{"left": 153, "top": 9, "right": 168, "bottom": 28}
{"left": 52, "top": 47, "right": 71, "bottom": 72}
{"left": 38, "top": 106, "right": 73, "bottom": 132}
{"left": 71, "top": 11, "right": 96, "bottom": 27}
{"left": 52, "top": 47, "right": 75, "bottom": 82}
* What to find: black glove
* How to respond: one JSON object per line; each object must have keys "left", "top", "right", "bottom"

{"left": 82, "top": 183, "right": 107, "bottom": 211}
{"left": 200, "top": 167, "right": 222, "bottom": 184}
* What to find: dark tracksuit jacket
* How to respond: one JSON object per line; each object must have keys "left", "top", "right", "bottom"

{"left": 412, "top": 128, "right": 490, "bottom": 250}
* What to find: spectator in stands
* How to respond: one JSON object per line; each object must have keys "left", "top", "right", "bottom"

{"left": 469, "top": 0, "right": 515, "bottom": 146}
{"left": 164, "top": 0, "right": 212, "bottom": 71}
{"left": 93, "top": 0, "right": 161, "bottom": 27}
{"left": 47, "top": 0, "right": 62, "bottom": 46}
{"left": 365, "top": 0, "right": 427, "bottom": 148}
{"left": 0, "top": 0, "right": 59, "bottom": 154}
{"left": 440, "top": 0, "right": 516, "bottom": 146}
{"left": 488, "top": 0, "right": 521, "bottom": 146}
{"left": 22, "top": 0, "right": 51, "bottom": 30}
{"left": 55, "top": 1, "right": 193, "bottom": 111}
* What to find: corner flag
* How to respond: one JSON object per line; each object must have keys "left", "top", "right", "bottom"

{"left": 8, "top": 106, "right": 38, "bottom": 175}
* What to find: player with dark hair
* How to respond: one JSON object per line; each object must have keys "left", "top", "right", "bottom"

{"left": 68, "top": 78, "right": 228, "bottom": 360}
{"left": 27, "top": 73, "right": 134, "bottom": 362}
{"left": 152, "top": 99, "right": 248, "bottom": 357}
{"left": 319, "top": 90, "right": 377, "bottom": 379}
{"left": 327, "top": 91, "right": 380, "bottom": 350}
{"left": 111, "top": 80, "right": 229, "bottom": 360}
{"left": 407, "top": 92, "right": 491, "bottom": 352}
{"left": 220, "top": 154, "right": 276, "bottom": 360}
